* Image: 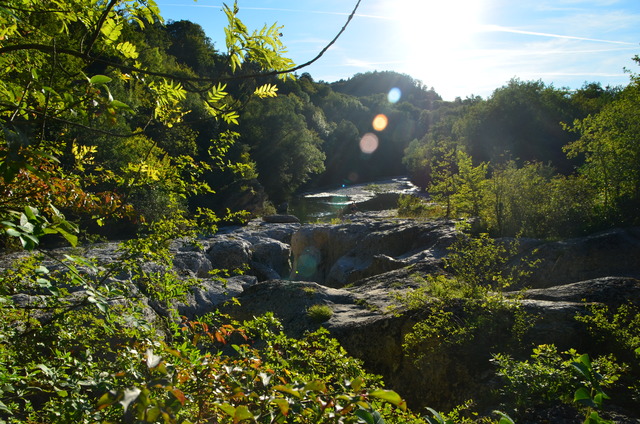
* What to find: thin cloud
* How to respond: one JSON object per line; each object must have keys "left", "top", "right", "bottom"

{"left": 158, "top": 3, "right": 396, "bottom": 20}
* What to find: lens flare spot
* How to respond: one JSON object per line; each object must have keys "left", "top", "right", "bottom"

{"left": 372, "top": 114, "right": 388, "bottom": 132}
{"left": 388, "top": 87, "right": 401, "bottom": 103}
{"left": 359, "top": 133, "right": 379, "bottom": 154}
{"left": 296, "top": 248, "right": 320, "bottom": 278}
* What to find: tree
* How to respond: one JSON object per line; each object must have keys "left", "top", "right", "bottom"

{"left": 565, "top": 80, "right": 640, "bottom": 225}
{"left": 454, "top": 79, "right": 577, "bottom": 173}
{"left": 452, "top": 150, "right": 487, "bottom": 218}
{"left": 0, "top": 0, "right": 296, "bottom": 246}
{"left": 240, "top": 94, "right": 326, "bottom": 203}
{"left": 428, "top": 145, "right": 458, "bottom": 218}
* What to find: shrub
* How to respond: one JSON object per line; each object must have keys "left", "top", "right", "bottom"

{"left": 493, "top": 344, "right": 626, "bottom": 419}
{"left": 397, "top": 194, "right": 432, "bottom": 218}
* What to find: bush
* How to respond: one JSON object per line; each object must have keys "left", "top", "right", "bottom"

{"left": 397, "top": 194, "right": 433, "bottom": 218}
{"left": 493, "top": 344, "right": 626, "bottom": 419}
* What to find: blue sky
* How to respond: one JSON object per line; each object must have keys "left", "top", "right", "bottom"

{"left": 155, "top": 0, "right": 640, "bottom": 100}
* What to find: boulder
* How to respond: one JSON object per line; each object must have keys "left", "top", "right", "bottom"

{"left": 173, "top": 275, "right": 256, "bottom": 319}
{"left": 206, "top": 236, "right": 252, "bottom": 271}
{"left": 172, "top": 251, "right": 213, "bottom": 278}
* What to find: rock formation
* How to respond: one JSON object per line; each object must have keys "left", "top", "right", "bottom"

{"left": 2, "top": 216, "right": 639, "bottom": 415}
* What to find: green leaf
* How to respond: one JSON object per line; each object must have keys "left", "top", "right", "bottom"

{"left": 0, "top": 399, "right": 12, "bottom": 414}
{"left": 90, "top": 75, "right": 112, "bottom": 85}
{"left": 218, "top": 403, "right": 236, "bottom": 417}
{"left": 355, "top": 409, "right": 375, "bottom": 424}
{"left": 233, "top": 405, "right": 253, "bottom": 422}
{"left": 34, "top": 363, "right": 52, "bottom": 376}
{"left": 55, "top": 227, "right": 78, "bottom": 247}
{"left": 574, "top": 387, "right": 597, "bottom": 407}
{"left": 369, "top": 389, "right": 403, "bottom": 406}
{"left": 303, "top": 380, "right": 327, "bottom": 393}
{"left": 111, "top": 99, "right": 132, "bottom": 111}
{"left": 351, "top": 376, "right": 365, "bottom": 391}
{"left": 222, "top": 111, "right": 240, "bottom": 125}
{"left": 271, "top": 398, "right": 289, "bottom": 416}
{"left": 273, "top": 385, "right": 301, "bottom": 398}
{"left": 425, "top": 407, "right": 447, "bottom": 424}
{"left": 493, "top": 410, "right": 515, "bottom": 424}
{"left": 146, "top": 406, "right": 162, "bottom": 422}
{"left": 254, "top": 83, "right": 278, "bottom": 98}
{"left": 116, "top": 41, "right": 139, "bottom": 59}
{"left": 5, "top": 228, "right": 21, "bottom": 237}
{"left": 100, "top": 17, "right": 122, "bottom": 42}
{"left": 35, "top": 265, "right": 49, "bottom": 274}
{"left": 24, "top": 206, "right": 38, "bottom": 220}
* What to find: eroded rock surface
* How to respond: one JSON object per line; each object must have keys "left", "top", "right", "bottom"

{"left": 2, "top": 218, "right": 639, "bottom": 416}
{"left": 289, "top": 217, "right": 457, "bottom": 287}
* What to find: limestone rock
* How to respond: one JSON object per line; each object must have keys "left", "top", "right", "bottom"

{"left": 262, "top": 214, "right": 301, "bottom": 224}
{"left": 290, "top": 218, "right": 457, "bottom": 287}
{"left": 206, "top": 236, "right": 252, "bottom": 271}
{"left": 522, "top": 227, "right": 640, "bottom": 288}
{"left": 173, "top": 275, "right": 255, "bottom": 319}
{"left": 172, "top": 251, "right": 213, "bottom": 278}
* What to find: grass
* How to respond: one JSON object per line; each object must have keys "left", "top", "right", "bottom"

{"left": 307, "top": 304, "right": 333, "bottom": 323}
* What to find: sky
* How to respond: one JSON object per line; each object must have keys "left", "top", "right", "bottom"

{"left": 155, "top": 0, "right": 640, "bottom": 100}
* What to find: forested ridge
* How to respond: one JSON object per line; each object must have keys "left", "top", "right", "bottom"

{"left": 1, "top": 0, "right": 639, "bottom": 422}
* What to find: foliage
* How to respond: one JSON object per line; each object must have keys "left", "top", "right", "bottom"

{"left": 239, "top": 94, "right": 326, "bottom": 203}
{"left": 0, "top": 272, "right": 412, "bottom": 424}
{"left": 575, "top": 303, "right": 640, "bottom": 403}
{"left": 396, "top": 194, "right": 432, "bottom": 218}
{"left": 564, "top": 79, "right": 640, "bottom": 226}
{"left": 397, "top": 230, "right": 538, "bottom": 377}
{"left": 575, "top": 303, "right": 640, "bottom": 360}
{"left": 399, "top": 77, "right": 633, "bottom": 238}
{"left": 444, "top": 230, "right": 537, "bottom": 296}
{"left": 493, "top": 344, "right": 626, "bottom": 422}
{"left": 0, "top": 0, "right": 301, "bottom": 244}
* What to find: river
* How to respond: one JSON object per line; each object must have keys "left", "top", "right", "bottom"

{"left": 288, "top": 176, "right": 419, "bottom": 223}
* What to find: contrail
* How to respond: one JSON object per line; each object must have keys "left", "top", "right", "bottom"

{"left": 481, "top": 24, "right": 637, "bottom": 46}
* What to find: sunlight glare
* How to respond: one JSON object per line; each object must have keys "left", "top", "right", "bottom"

{"left": 392, "top": 0, "right": 483, "bottom": 48}
{"left": 386, "top": 0, "right": 486, "bottom": 93}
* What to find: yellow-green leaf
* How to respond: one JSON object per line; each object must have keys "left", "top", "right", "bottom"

{"left": 369, "top": 389, "right": 404, "bottom": 407}
{"left": 254, "top": 83, "right": 278, "bottom": 98}
{"left": 116, "top": 41, "right": 139, "bottom": 59}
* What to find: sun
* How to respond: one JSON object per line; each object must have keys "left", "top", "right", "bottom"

{"left": 395, "top": 0, "right": 483, "bottom": 50}
{"left": 379, "top": 0, "right": 484, "bottom": 95}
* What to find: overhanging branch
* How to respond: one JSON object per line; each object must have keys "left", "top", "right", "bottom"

{"left": 0, "top": 0, "right": 363, "bottom": 85}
